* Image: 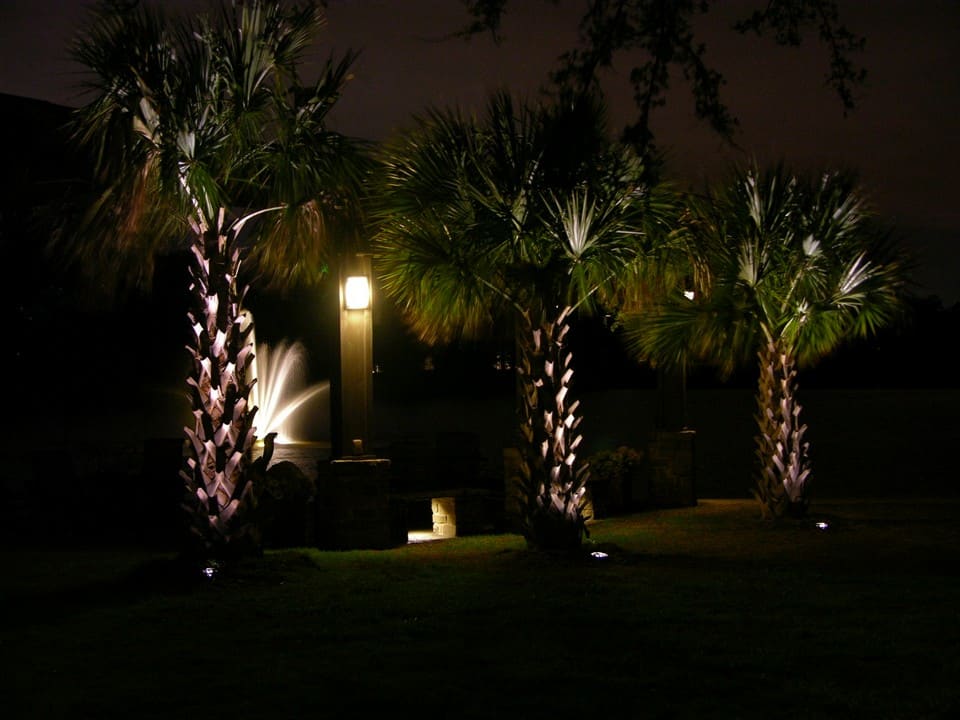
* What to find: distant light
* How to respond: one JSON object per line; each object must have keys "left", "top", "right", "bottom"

{"left": 815, "top": 521, "right": 829, "bottom": 531}
{"left": 590, "top": 551, "right": 609, "bottom": 559}
{"left": 344, "top": 276, "right": 371, "bottom": 309}
{"left": 203, "top": 566, "right": 217, "bottom": 579}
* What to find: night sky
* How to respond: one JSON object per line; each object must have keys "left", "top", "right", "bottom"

{"left": 1, "top": 0, "right": 957, "bottom": 303}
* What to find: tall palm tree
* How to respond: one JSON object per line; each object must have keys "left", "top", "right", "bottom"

{"left": 626, "top": 165, "right": 906, "bottom": 518}
{"left": 67, "top": 0, "right": 367, "bottom": 562}
{"left": 372, "top": 93, "right": 677, "bottom": 550}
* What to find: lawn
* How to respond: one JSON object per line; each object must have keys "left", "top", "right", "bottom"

{"left": 3, "top": 498, "right": 958, "bottom": 719}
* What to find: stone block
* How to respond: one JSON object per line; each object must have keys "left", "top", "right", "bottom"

{"left": 316, "top": 458, "right": 400, "bottom": 550}
{"left": 432, "top": 496, "right": 456, "bottom": 537}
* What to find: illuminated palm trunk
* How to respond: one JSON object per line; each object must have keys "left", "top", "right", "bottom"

{"left": 180, "top": 210, "right": 260, "bottom": 560}
{"left": 516, "top": 304, "right": 590, "bottom": 550}
{"left": 753, "top": 333, "right": 811, "bottom": 519}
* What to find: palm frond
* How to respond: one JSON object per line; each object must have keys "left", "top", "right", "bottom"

{"left": 63, "top": 0, "right": 364, "bottom": 293}
{"left": 673, "top": 163, "right": 907, "bottom": 370}
{"left": 374, "top": 89, "right": 680, "bottom": 346}
{"left": 373, "top": 210, "right": 505, "bottom": 343}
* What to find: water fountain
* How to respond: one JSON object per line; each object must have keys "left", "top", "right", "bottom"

{"left": 249, "top": 340, "right": 329, "bottom": 445}
{"left": 242, "top": 312, "right": 331, "bottom": 477}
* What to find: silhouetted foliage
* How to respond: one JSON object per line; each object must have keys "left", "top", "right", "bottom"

{"left": 460, "top": 0, "right": 866, "bottom": 163}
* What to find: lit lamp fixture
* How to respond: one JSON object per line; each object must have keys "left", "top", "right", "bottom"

{"left": 344, "top": 275, "right": 371, "bottom": 310}
{"left": 336, "top": 254, "right": 374, "bottom": 457}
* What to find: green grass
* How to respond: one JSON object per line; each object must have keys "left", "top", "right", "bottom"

{"left": 3, "top": 499, "right": 959, "bottom": 719}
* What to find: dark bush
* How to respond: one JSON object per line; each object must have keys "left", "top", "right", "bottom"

{"left": 255, "top": 461, "right": 315, "bottom": 548}
{"left": 586, "top": 446, "right": 644, "bottom": 517}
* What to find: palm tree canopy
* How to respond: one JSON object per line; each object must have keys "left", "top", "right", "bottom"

{"left": 372, "top": 91, "right": 679, "bottom": 344}
{"left": 64, "top": 0, "right": 369, "bottom": 292}
{"left": 627, "top": 163, "right": 907, "bottom": 374}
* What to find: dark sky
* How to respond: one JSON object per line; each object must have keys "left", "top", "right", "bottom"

{"left": 1, "top": 0, "right": 957, "bottom": 303}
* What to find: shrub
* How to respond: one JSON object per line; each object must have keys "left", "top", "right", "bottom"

{"left": 587, "top": 446, "right": 644, "bottom": 517}
{"left": 255, "top": 461, "right": 315, "bottom": 548}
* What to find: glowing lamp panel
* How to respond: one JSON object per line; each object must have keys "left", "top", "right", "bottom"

{"left": 344, "top": 276, "right": 371, "bottom": 310}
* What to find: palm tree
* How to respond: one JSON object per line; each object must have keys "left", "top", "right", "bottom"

{"left": 626, "top": 164, "right": 906, "bottom": 518}
{"left": 67, "top": 0, "right": 367, "bottom": 562}
{"left": 372, "top": 93, "right": 676, "bottom": 550}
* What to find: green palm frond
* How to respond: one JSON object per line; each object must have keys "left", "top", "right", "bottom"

{"left": 206, "top": 0, "right": 319, "bottom": 111}
{"left": 64, "top": 0, "right": 365, "bottom": 293}
{"left": 623, "top": 297, "right": 702, "bottom": 370}
{"left": 546, "top": 186, "right": 641, "bottom": 312}
{"left": 373, "top": 89, "right": 678, "bottom": 346}
{"left": 63, "top": 0, "right": 187, "bottom": 291}
{"left": 624, "top": 282, "right": 760, "bottom": 377}
{"left": 374, "top": 106, "right": 478, "bottom": 223}
{"left": 243, "top": 50, "right": 370, "bottom": 286}
{"left": 374, "top": 210, "right": 504, "bottom": 343}
{"left": 631, "top": 163, "right": 907, "bottom": 375}
{"left": 791, "top": 232, "right": 906, "bottom": 365}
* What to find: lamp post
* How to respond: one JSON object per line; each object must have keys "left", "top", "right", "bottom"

{"left": 335, "top": 252, "right": 373, "bottom": 457}
{"left": 648, "top": 286, "right": 697, "bottom": 509}
{"left": 321, "top": 253, "right": 396, "bottom": 550}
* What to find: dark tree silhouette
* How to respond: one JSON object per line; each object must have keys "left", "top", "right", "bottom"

{"left": 461, "top": 0, "right": 866, "bottom": 163}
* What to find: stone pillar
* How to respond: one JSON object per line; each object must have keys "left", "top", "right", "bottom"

{"left": 316, "top": 457, "right": 397, "bottom": 549}
{"left": 432, "top": 496, "right": 457, "bottom": 538}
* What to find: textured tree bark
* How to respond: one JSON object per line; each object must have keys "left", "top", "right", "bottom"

{"left": 180, "top": 211, "right": 261, "bottom": 561}
{"left": 753, "top": 334, "right": 811, "bottom": 519}
{"left": 515, "top": 304, "right": 590, "bottom": 550}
